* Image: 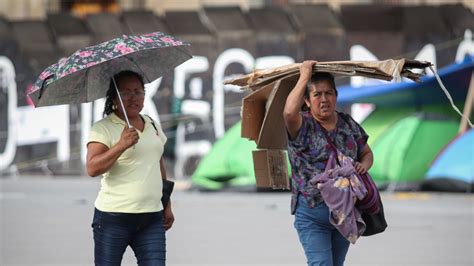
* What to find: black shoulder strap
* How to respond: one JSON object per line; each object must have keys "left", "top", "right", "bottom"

{"left": 145, "top": 115, "right": 158, "bottom": 133}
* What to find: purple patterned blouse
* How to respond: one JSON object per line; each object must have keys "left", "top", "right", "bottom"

{"left": 287, "top": 111, "right": 368, "bottom": 214}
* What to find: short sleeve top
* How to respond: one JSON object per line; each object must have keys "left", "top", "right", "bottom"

{"left": 287, "top": 111, "right": 368, "bottom": 214}
{"left": 88, "top": 113, "right": 167, "bottom": 213}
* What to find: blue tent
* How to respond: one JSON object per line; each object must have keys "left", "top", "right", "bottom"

{"left": 421, "top": 129, "right": 474, "bottom": 192}
{"left": 336, "top": 56, "right": 473, "bottom": 191}
{"left": 337, "top": 56, "right": 473, "bottom": 106}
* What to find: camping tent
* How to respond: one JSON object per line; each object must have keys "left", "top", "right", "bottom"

{"left": 337, "top": 56, "right": 472, "bottom": 188}
{"left": 337, "top": 55, "right": 473, "bottom": 106}
{"left": 421, "top": 129, "right": 474, "bottom": 192}
{"left": 191, "top": 121, "right": 257, "bottom": 190}
{"left": 368, "top": 113, "right": 459, "bottom": 185}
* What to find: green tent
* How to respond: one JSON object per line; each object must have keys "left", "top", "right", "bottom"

{"left": 191, "top": 121, "right": 257, "bottom": 190}
{"left": 366, "top": 113, "right": 458, "bottom": 184}
{"left": 361, "top": 105, "right": 463, "bottom": 147}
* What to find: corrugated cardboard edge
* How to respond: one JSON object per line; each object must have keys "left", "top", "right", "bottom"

{"left": 241, "top": 80, "right": 278, "bottom": 141}
{"left": 257, "top": 74, "right": 299, "bottom": 149}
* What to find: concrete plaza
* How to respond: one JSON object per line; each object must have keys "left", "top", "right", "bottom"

{"left": 1, "top": 176, "right": 473, "bottom": 266}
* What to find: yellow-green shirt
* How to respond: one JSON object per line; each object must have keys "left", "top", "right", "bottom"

{"left": 88, "top": 113, "right": 167, "bottom": 213}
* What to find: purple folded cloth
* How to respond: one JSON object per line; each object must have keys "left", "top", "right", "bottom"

{"left": 309, "top": 151, "right": 367, "bottom": 244}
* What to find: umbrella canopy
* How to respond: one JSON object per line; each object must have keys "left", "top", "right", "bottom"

{"left": 28, "top": 31, "right": 191, "bottom": 107}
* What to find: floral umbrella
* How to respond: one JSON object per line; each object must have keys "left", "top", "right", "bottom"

{"left": 28, "top": 31, "right": 191, "bottom": 112}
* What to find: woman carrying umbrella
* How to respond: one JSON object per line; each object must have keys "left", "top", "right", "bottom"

{"left": 86, "top": 70, "right": 173, "bottom": 265}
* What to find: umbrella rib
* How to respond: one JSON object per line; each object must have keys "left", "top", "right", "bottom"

{"left": 125, "top": 56, "right": 150, "bottom": 83}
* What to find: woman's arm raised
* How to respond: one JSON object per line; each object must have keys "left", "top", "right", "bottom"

{"left": 283, "top": 60, "right": 317, "bottom": 139}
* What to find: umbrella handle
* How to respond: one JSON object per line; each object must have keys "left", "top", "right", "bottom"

{"left": 112, "top": 77, "right": 132, "bottom": 128}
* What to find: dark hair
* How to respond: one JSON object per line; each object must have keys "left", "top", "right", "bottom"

{"left": 304, "top": 72, "right": 338, "bottom": 99}
{"left": 103, "top": 70, "right": 145, "bottom": 116}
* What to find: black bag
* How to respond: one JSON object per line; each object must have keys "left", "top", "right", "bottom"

{"left": 147, "top": 115, "right": 175, "bottom": 209}
{"left": 161, "top": 179, "right": 174, "bottom": 208}
{"left": 361, "top": 191, "right": 388, "bottom": 236}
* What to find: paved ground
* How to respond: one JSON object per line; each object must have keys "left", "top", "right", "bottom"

{"left": 1, "top": 176, "right": 473, "bottom": 266}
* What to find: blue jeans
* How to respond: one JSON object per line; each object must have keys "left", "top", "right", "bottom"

{"left": 92, "top": 208, "right": 166, "bottom": 266}
{"left": 294, "top": 196, "right": 350, "bottom": 266}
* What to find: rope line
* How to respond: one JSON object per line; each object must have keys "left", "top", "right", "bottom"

{"left": 428, "top": 65, "right": 473, "bottom": 128}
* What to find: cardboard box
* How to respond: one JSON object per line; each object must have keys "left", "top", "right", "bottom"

{"left": 258, "top": 75, "right": 298, "bottom": 149}
{"left": 241, "top": 75, "right": 298, "bottom": 149}
{"left": 241, "top": 75, "right": 297, "bottom": 190}
{"left": 252, "top": 149, "right": 290, "bottom": 190}
{"left": 241, "top": 81, "right": 275, "bottom": 142}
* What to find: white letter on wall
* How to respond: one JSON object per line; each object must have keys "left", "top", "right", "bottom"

{"left": 455, "top": 30, "right": 473, "bottom": 63}
{"left": 349, "top": 45, "right": 381, "bottom": 87}
{"left": 173, "top": 56, "right": 211, "bottom": 178}
{"left": 213, "top": 48, "right": 254, "bottom": 138}
{"left": 0, "top": 56, "right": 17, "bottom": 170}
